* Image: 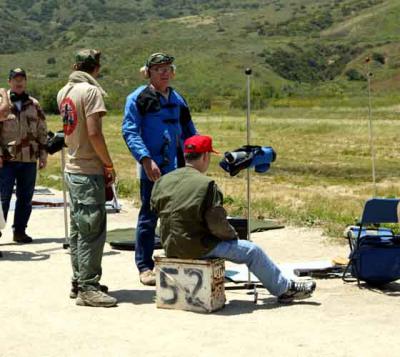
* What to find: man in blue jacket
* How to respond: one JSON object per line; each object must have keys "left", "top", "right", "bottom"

{"left": 122, "top": 53, "right": 197, "bottom": 285}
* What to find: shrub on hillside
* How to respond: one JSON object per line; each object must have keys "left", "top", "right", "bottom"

{"left": 263, "top": 43, "right": 364, "bottom": 83}
{"left": 28, "top": 81, "right": 63, "bottom": 114}
{"left": 46, "top": 72, "right": 59, "bottom": 78}
{"left": 230, "top": 85, "right": 277, "bottom": 110}
{"left": 372, "top": 52, "right": 386, "bottom": 65}
{"left": 40, "top": 82, "right": 62, "bottom": 114}
{"left": 186, "top": 91, "right": 212, "bottom": 112}
{"left": 345, "top": 68, "right": 366, "bottom": 81}
{"left": 47, "top": 57, "right": 56, "bottom": 65}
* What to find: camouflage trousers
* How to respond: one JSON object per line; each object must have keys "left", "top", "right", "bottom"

{"left": 65, "top": 173, "right": 106, "bottom": 291}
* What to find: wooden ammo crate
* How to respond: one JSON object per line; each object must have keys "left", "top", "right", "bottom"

{"left": 154, "top": 257, "right": 225, "bottom": 313}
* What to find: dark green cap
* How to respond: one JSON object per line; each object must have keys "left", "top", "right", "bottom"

{"left": 9, "top": 68, "right": 27, "bottom": 80}
{"left": 75, "top": 49, "right": 101, "bottom": 66}
{"left": 146, "top": 52, "right": 174, "bottom": 68}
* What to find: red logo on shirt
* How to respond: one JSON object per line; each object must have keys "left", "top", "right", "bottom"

{"left": 60, "top": 97, "right": 78, "bottom": 136}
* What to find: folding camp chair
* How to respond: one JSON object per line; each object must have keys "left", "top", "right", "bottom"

{"left": 343, "top": 198, "right": 400, "bottom": 285}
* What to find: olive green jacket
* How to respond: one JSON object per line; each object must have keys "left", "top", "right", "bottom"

{"left": 151, "top": 166, "right": 238, "bottom": 259}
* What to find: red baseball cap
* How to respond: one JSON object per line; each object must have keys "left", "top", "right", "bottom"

{"left": 184, "top": 135, "right": 219, "bottom": 154}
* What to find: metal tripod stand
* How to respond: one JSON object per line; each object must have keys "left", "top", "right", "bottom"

{"left": 61, "top": 147, "right": 69, "bottom": 249}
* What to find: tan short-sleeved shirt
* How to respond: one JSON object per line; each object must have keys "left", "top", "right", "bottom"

{"left": 57, "top": 80, "right": 106, "bottom": 175}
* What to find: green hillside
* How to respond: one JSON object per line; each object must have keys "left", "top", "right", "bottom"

{"left": 0, "top": 0, "right": 399, "bottom": 112}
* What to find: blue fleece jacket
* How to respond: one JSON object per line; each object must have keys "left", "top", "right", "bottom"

{"left": 122, "top": 85, "right": 197, "bottom": 179}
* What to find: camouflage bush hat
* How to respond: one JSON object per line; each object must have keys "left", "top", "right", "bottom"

{"left": 75, "top": 49, "right": 101, "bottom": 66}
{"left": 9, "top": 68, "right": 27, "bottom": 80}
{"left": 146, "top": 52, "right": 174, "bottom": 68}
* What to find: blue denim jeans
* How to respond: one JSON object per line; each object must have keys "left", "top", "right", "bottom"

{"left": 135, "top": 178, "right": 158, "bottom": 272}
{"left": 0, "top": 161, "right": 37, "bottom": 233}
{"left": 204, "top": 239, "right": 290, "bottom": 296}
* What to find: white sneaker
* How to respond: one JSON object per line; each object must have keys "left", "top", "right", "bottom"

{"left": 278, "top": 280, "right": 316, "bottom": 303}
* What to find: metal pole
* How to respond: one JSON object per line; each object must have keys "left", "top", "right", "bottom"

{"left": 246, "top": 68, "right": 251, "bottom": 244}
{"left": 366, "top": 57, "right": 377, "bottom": 196}
{"left": 245, "top": 68, "right": 256, "bottom": 299}
{"left": 61, "top": 147, "right": 69, "bottom": 249}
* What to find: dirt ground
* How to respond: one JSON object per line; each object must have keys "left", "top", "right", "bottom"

{"left": 0, "top": 191, "right": 399, "bottom": 357}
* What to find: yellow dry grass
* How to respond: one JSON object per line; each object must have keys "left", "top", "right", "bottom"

{"left": 41, "top": 111, "right": 400, "bottom": 238}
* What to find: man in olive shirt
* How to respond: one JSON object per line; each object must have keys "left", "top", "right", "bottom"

{"left": 57, "top": 49, "right": 117, "bottom": 308}
{"left": 151, "top": 135, "right": 316, "bottom": 303}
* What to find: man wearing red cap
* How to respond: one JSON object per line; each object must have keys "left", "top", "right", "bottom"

{"left": 151, "top": 135, "right": 316, "bottom": 303}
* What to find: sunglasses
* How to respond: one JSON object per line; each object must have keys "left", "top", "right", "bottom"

{"left": 150, "top": 65, "right": 175, "bottom": 74}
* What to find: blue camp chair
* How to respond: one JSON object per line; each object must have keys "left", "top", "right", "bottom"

{"left": 343, "top": 198, "right": 400, "bottom": 285}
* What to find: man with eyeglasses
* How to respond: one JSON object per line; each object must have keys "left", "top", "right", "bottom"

{"left": 122, "top": 52, "right": 198, "bottom": 286}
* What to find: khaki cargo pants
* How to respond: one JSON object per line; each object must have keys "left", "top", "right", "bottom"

{"left": 65, "top": 173, "right": 106, "bottom": 291}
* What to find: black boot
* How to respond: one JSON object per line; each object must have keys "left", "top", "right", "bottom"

{"left": 13, "top": 231, "right": 33, "bottom": 243}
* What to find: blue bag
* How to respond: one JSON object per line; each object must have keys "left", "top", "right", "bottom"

{"left": 344, "top": 198, "right": 400, "bottom": 286}
{"left": 350, "top": 237, "right": 400, "bottom": 285}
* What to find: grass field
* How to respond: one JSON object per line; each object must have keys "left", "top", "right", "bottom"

{"left": 40, "top": 106, "right": 400, "bottom": 239}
